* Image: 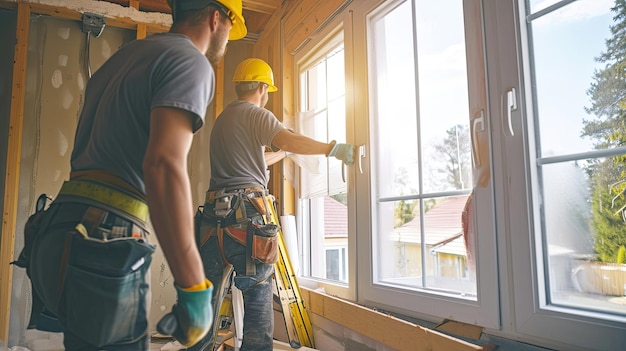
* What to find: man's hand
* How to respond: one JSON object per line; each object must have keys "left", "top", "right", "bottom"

{"left": 328, "top": 141, "right": 356, "bottom": 165}
{"left": 157, "top": 279, "right": 214, "bottom": 347}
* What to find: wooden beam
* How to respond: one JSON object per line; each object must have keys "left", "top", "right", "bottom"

{"left": 0, "top": 2, "right": 30, "bottom": 343}
{"left": 129, "top": 0, "right": 149, "bottom": 39}
{"left": 98, "top": 0, "right": 171, "bottom": 13}
{"left": 0, "top": 1, "right": 170, "bottom": 33}
{"left": 243, "top": 0, "right": 278, "bottom": 14}
{"left": 137, "top": 22, "right": 147, "bottom": 39}
{"left": 301, "top": 288, "right": 484, "bottom": 351}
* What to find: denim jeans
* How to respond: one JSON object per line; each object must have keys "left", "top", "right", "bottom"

{"left": 189, "top": 208, "right": 275, "bottom": 351}
{"left": 28, "top": 202, "right": 153, "bottom": 351}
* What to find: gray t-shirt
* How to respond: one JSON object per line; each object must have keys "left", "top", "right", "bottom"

{"left": 209, "top": 100, "right": 286, "bottom": 189}
{"left": 71, "top": 33, "right": 213, "bottom": 194}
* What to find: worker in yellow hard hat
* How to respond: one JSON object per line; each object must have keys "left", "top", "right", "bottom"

{"left": 19, "top": 1, "right": 246, "bottom": 350}
{"left": 188, "top": 58, "right": 354, "bottom": 350}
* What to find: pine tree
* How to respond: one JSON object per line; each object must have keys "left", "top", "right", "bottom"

{"left": 585, "top": 0, "right": 626, "bottom": 262}
{"left": 583, "top": 0, "right": 626, "bottom": 152}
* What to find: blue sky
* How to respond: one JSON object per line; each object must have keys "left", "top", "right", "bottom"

{"left": 531, "top": 0, "right": 615, "bottom": 156}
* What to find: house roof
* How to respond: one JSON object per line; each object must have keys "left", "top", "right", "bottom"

{"left": 390, "top": 195, "right": 470, "bottom": 246}
{"left": 324, "top": 196, "right": 348, "bottom": 237}
{"left": 431, "top": 234, "right": 467, "bottom": 256}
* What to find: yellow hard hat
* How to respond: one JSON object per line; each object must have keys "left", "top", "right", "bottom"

{"left": 233, "top": 58, "right": 278, "bottom": 92}
{"left": 169, "top": 0, "right": 247, "bottom": 40}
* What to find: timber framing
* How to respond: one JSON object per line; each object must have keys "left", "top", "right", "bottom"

{"left": 0, "top": 0, "right": 170, "bottom": 33}
{"left": 1, "top": 3, "right": 30, "bottom": 343}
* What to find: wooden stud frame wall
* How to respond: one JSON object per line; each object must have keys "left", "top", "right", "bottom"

{"left": 0, "top": 0, "right": 170, "bottom": 342}
{"left": 1, "top": 2, "right": 30, "bottom": 343}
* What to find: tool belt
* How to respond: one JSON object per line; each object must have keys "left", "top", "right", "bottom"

{"left": 13, "top": 178, "right": 154, "bottom": 345}
{"left": 57, "top": 178, "right": 149, "bottom": 223}
{"left": 196, "top": 185, "right": 280, "bottom": 274}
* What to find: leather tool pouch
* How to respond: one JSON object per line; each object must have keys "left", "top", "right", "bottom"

{"left": 247, "top": 222, "right": 279, "bottom": 264}
{"left": 61, "top": 235, "right": 155, "bottom": 347}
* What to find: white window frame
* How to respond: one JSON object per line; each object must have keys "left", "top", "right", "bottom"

{"left": 294, "top": 20, "right": 356, "bottom": 301}
{"left": 356, "top": 0, "right": 500, "bottom": 329}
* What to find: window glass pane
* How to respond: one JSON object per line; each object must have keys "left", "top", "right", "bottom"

{"left": 370, "top": 0, "right": 475, "bottom": 299}
{"left": 377, "top": 196, "right": 475, "bottom": 296}
{"left": 541, "top": 157, "right": 626, "bottom": 315}
{"left": 299, "top": 44, "right": 348, "bottom": 283}
{"left": 371, "top": 1, "right": 419, "bottom": 199}
{"left": 531, "top": 0, "right": 626, "bottom": 317}
{"left": 306, "top": 195, "right": 348, "bottom": 282}
{"left": 531, "top": 0, "right": 614, "bottom": 156}
{"left": 327, "top": 48, "right": 345, "bottom": 101}
{"left": 529, "top": 0, "right": 562, "bottom": 13}
{"left": 416, "top": 0, "right": 471, "bottom": 194}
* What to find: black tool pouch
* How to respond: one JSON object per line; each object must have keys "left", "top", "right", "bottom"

{"left": 247, "top": 222, "right": 280, "bottom": 264}
{"left": 12, "top": 194, "right": 56, "bottom": 329}
{"left": 60, "top": 235, "right": 155, "bottom": 347}
{"left": 12, "top": 194, "right": 53, "bottom": 277}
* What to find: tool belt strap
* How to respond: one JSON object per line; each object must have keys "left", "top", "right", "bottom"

{"left": 57, "top": 179, "right": 149, "bottom": 222}
{"left": 205, "top": 184, "right": 268, "bottom": 205}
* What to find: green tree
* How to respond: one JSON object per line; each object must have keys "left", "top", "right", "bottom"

{"left": 589, "top": 160, "right": 626, "bottom": 262}
{"left": 393, "top": 167, "right": 417, "bottom": 227}
{"left": 583, "top": 0, "right": 626, "bottom": 151}
{"left": 433, "top": 124, "right": 471, "bottom": 189}
{"left": 584, "top": 0, "right": 626, "bottom": 261}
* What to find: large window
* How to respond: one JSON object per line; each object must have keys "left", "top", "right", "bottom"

{"left": 529, "top": 0, "right": 625, "bottom": 314}
{"left": 292, "top": 0, "right": 626, "bottom": 349}
{"left": 501, "top": 0, "right": 626, "bottom": 349}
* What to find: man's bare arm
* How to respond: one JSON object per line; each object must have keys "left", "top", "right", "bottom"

{"left": 271, "top": 129, "right": 334, "bottom": 155}
{"left": 143, "top": 106, "right": 205, "bottom": 288}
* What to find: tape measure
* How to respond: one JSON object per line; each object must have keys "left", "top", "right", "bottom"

{"left": 59, "top": 180, "right": 149, "bottom": 221}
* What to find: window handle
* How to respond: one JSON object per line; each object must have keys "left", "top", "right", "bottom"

{"left": 472, "top": 110, "right": 485, "bottom": 166}
{"left": 358, "top": 145, "right": 366, "bottom": 174}
{"left": 505, "top": 87, "right": 517, "bottom": 136}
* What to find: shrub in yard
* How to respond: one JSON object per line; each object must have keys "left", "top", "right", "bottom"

{"left": 617, "top": 245, "right": 626, "bottom": 264}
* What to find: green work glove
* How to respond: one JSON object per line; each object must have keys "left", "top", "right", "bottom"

{"left": 157, "top": 279, "right": 214, "bottom": 347}
{"left": 328, "top": 141, "right": 356, "bottom": 165}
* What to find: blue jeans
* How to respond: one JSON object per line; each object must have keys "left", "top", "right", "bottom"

{"left": 189, "top": 212, "right": 275, "bottom": 351}
{"left": 28, "top": 202, "right": 153, "bottom": 351}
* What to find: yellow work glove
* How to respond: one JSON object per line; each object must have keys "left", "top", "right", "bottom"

{"left": 156, "top": 279, "right": 214, "bottom": 347}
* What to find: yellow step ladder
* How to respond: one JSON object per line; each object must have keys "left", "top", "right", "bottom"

{"left": 266, "top": 195, "right": 315, "bottom": 348}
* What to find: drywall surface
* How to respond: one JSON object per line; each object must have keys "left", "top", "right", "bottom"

{"left": 7, "top": 14, "right": 178, "bottom": 346}
{"left": 8, "top": 0, "right": 172, "bottom": 25}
